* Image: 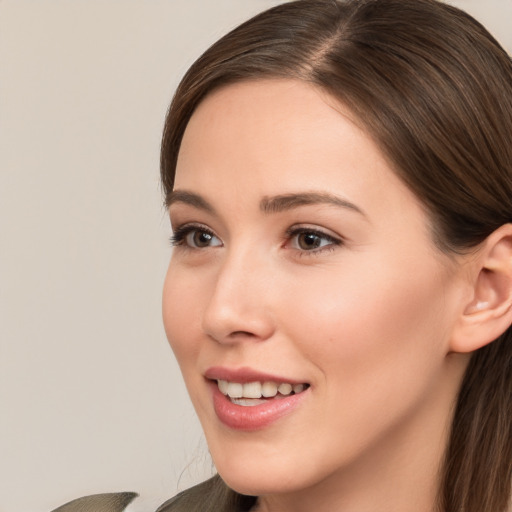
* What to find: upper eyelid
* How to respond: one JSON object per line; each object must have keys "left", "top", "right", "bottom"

{"left": 171, "top": 223, "right": 341, "bottom": 238}
{"left": 171, "top": 220, "right": 215, "bottom": 233}
{"left": 287, "top": 226, "right": 337, "bottom": 237}
{"left": 174, "top": 223, "right": 217, "bottom": 235}
{"left": 286, "top": 224, "right": 344, "bottom": 241}
{"left": 288, "top": 228, "right": 342, "bottom": 245}
{"left": 169, "top": 201, "right": 222, "bottom": 226}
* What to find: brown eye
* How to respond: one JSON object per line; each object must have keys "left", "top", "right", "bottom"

{"left": 297, "top": 232, "right": 323, "bottom": 250}
{"left": 185, "top": 229, "right": 222, "bottom": 248}
{"left": 170, "top": 225, "right": 222, "bottom": 249}
{"left": 288, "top": 228, "right": 341, "bottom": 252}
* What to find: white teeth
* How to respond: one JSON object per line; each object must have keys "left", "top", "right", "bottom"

{"left": 217, "top": 379, "right": 308, "bottom": 400}
{"left": 231, "top": 398, "right": 267, "bottom": 407}
{"left": 278, "top": 383, "right": 293, "bottom": 395}
{"left": 261, "top": 381, "right": 278, "bottom": 397}
{"left": 293, "top": 384, "right": 305, "bottom": 394}
{"left": 243, "top": 382, "right": 262, "bottom": 398}
{"left": 218, "top": 380, "right": 229, "bottom": 395}
{"left": 226, "top": 382, "right": 243, "bottom": 398}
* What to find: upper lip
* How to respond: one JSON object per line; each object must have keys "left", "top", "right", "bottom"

{"left": 204, "top": 366, "right": 308, "bottom": 385}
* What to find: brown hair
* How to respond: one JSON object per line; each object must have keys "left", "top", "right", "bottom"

{"left": 160, "top": 1, "right": 512, "bottom": 511}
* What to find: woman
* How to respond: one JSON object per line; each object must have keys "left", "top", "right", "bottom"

{"left": 158, "top": 0, "right": 512, "bottom": 511}
{"left": 49, "top": 0, "right": 512, "bottom": 511}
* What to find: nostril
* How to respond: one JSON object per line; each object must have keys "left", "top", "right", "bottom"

{"left": 229, "top": 330, "right": 257, "bottom": 337}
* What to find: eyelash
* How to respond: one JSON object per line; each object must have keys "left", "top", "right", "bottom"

{"left": 170, "top": 224, "right": 342, "bottom": 255}
{"left": 170, "top": 223, "right": 219, "bottom": 248}
{"left": 285, "top": 226, "right": 342, "bottom": 254}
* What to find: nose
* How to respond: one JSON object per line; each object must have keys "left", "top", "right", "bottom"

{"left": 201, "top": 247, "right": 276, "bottom": 344}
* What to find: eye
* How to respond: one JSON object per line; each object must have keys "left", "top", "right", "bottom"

{"left": 287, "top": 227, "right": 341, "bottom": 252}
{"left": 170, "top": 225, "right": 222, "bottom": 249}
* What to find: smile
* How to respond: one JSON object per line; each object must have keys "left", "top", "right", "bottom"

{"left": 204, "top": 367, "right": 311, "bottom": 430}
{"left": 217, "top": 380, "right": 308, "bottom": 406}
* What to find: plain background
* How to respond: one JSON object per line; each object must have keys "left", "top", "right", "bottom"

{"left": 1, "top": 1, "right": 511, "bottom": 511}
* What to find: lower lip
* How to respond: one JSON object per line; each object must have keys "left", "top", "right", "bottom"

{"left": 209, "top": 381, "right": 309, "bottom": 431}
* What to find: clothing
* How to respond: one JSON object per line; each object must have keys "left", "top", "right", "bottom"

{"left": 50, "top": 492, "right": 138, "bottom": 512}
{"left": 49, "top": 477, "right": 256, "bottom": 512}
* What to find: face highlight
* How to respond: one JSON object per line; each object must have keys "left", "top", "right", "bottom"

{"left": 162, "top": 80, "right": 469, "bottom": 509}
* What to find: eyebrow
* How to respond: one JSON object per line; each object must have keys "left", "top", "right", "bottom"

{"left": 167, "top": 190, "right": 366, "bottom": 218}
{"left": 167, "top": 190, "right": 215, "bottom": 213}
{"left": 260, "top": 192, "right": 366, "bottom": 217}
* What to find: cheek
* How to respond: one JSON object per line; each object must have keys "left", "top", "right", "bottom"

{"left": 162, "top": 262, "right": 203, "bottom": 369}
{"left": 272, "top": 261, "right": 454, "bottom": 463}
{"left": 162, "top": 262, "right": 215, "bottom": 425}
{"left": 279, "top": 259, "right": 451, "bottom": 394}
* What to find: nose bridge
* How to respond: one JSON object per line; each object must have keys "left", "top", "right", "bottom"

{"left": 202, "top": 241, "right": 274, "bottom": 343}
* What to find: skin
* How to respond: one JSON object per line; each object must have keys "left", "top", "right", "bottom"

{"left": 162, "top": 79, "right": 473, "bottom": 512}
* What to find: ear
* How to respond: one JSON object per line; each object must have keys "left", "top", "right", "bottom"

{"left": 450, "top": 224, "right": 512, "bottom": 353}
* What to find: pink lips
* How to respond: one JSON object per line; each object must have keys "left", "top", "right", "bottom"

{"left": 205, "top": 366, "right": 309, "bottom": 431}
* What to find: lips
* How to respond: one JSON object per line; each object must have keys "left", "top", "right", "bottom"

{"left": 205, "top": 366, "right": 310, "bottom": 431}
{"left": 205, "top": 366, "right": 307, "bottom": 385}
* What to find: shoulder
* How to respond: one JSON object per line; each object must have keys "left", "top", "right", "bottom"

{"left": 156, "top": 476, "right": 257, "bottom": 512}
{"left": 155, "top": 477, "right": 221, "bottom": 512}
{"left": 50, "top": 492, "right": 138, "bottom": 512}
{"left": 48, "top": 478, "right": 256, "bottom": 512}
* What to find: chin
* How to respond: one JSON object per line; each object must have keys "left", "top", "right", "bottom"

{"left": 211, "top": 446, "right": 319, "bottom": 497}
{"left": 219, "top": 469, "right": 300, "bottom": 497}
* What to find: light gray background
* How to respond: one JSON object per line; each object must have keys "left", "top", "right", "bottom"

{"left": 1, "top": 1, "right": 511, "bottom": 511}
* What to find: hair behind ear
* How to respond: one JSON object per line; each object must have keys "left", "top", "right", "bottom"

{"left": 440, "top": 331, "right": 512, "bottom": 512}
{"left": 441, "top": 228, "right": 512, "bottom": 511}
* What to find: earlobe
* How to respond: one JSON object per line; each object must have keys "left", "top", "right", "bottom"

{"left": 450, "top": 224, "right": 512, "bottom": 354}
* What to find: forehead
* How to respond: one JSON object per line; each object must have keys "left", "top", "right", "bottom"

{"left": 176, "top": 79, "right": 391, "bottom": 195}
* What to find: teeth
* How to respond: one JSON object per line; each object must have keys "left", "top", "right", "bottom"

{"left": 293, "top": 384, "right": 305, "bottom": 394}
{"left": 278, "top": 383, "right": 293, "bottom": 395}
{"left": 218, "top": 380, "right": 229, "bottom": 395}
{"left": 231, "top": 397, "right": 267, "bottom": 407}
{"left": 261, "top": 381, "right": 278, "bottom": 397}
{"left": 243, "top": 382, "right": 262, "bottom": 398}
{"left": 217, "top": 380, "right": 307, "bottom": 400}
{"left": 226, "top": 382, "right": 243, "bottom": 398}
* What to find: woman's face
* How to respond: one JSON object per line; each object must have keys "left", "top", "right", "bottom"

{"left": 163, "top": 80, "right": 469, "bottom": 500}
